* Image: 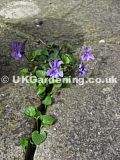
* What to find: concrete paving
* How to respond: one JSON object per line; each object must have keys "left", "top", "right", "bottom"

{"left": 0, "top": 83, "right": 40, "bottom": 160}
{"left": 0, "top": 0, "right": 120, "bottom": 160}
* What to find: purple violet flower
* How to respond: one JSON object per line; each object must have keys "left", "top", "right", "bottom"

{"left": 78, "top": 60, "right": 88, "bottom": 76}
{"left": 47, "top": 60, "right": 63, "bottom": 78}
{"left": 81, "top": 47, "right": 95, "bottom": 61}
{"left": 11, "top": 41, "right": 26, "bottom": 60}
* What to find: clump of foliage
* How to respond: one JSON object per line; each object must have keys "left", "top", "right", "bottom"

{"left": 11, "top": 41, "right": 94, "bottom": 149}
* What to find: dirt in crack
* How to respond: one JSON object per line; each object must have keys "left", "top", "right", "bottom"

{"left": 24, "top": 104, "right": 46, "bottom": 160}
{"left": 24, "top": 121, "right": 37, "bottom": 160}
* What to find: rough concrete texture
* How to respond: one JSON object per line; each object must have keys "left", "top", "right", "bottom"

{"left": 0, "top": 1, "right": 40, "bottom": 19}
{"left": 34, "top": 44, "right": 120, "bottom": 160}
{"left": 0, "top": 83, "right": 40, "bottom": 160}
{"left": 0, "top": 0, "right": 120, "bottom": 160}
{"left": 33, "top": 0, "right": 120, "bottom": 160}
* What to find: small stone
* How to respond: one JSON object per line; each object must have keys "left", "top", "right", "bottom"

{"left": 36, "top": 25, "right": 40, "bottom": 28}
{"left": 102, "top": 87, "right": 111, "bottom": 94}
{"left": 90, "top": 112, "right": 93, "bottom": 115}
{"left": 53, "top": 128, "right": 57, "bottom": 131}
{"left": 99, "top": 39, "right": 106, "bottom": 44}
{"left": 98, "top": 132, "right": 100, "bottom": 135}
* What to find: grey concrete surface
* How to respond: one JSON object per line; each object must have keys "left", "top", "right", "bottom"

{"left": 0, "top": 83, "right": 40, "bottom": 160}
{"left": 33, "top": 0, "right": 120, "bottom": 160}
{"left": 0, "top": 0, "right": 120, "bottom": 160}
{"left": 34, "top": 44, "right": 120, "bottom": 160}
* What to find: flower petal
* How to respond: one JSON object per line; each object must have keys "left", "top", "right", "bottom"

{"left": 82, "top": 47, "right": 91, "bottom": 53}
{"left": 49, "top": 61, "right": 53, "bottom": 68}
{"left": 79, "top": 64, "right": 88, "bottom": 76}
{"left": 53, "top": 60, "right": 59, "bottom": 68}
{"left": 56, "top": 61, "right": 63, "bottom": 68}
{"left": 17, "top": 52, "right": 22, "bottom": 58}
{"left": 12, "top": 42, "right": 17, "bottom": 49}
{"left": 89, "top": 53, "right": 95, "bottom": 60}
{"left": 81, "top": 54, "right": 87, "bottom": 60}
{"left": 47, "top": 69, "right": 53, "bottom": 76}
{"left": 86, "top": 47, "right": 91, "bottom": 53}
{"left": 58, "top": 71, "right": 63, "bottom": 77}
{"left": 53, "top": 73, "right": 59, "bottom": 78}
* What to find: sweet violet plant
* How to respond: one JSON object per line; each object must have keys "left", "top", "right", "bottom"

{"left": 11, "top": 41, "right": 95, "bottom": 149}
{"left": 11, "top": 41, "right": 26, "bottom": 60}
{"left": 79, "top": 62, "right": 88, "bottom": 76}
{"left": 79, "top": 47, "right": 95, "bottom": 76}
{"left": 81, "top": 47, "right": 95, "bottom": 61}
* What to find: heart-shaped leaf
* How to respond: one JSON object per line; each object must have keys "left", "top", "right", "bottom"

{"left": 24, "top": 105, "right": 37, "bottom": 118}
{"left": 42, "top": 95, "right": 52, "bottom": 106}
{"left": 37, "top": 85, "right": 46, "bottom": 95}
{"left": 36, "top": 70, "right": 46, "bottom": 78}
{"left": 41, "top": 115, "right": 55, "bottom": 125}
{"left": 61, "top": 54, "right": 72, "bottom": 64}
{"left": 20, "top": 68, "right": 29, "bottom": 76}
{"left": 32, "top": 131, "right": 47, "bottom": 145}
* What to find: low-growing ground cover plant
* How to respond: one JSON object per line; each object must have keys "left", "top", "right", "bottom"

{"left": 11, "top": 40, "right": 95, "bottom": 149}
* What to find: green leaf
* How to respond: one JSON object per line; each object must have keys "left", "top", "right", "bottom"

{"left": 38, "top": 55, "right": 48, "bottom": 62}
{"left": 20, "top": 138, "right": 29, "bottom": 149}
{"left": 49, "top": 52, "right": 60, "bottom": 60}
{"left": 32, "top": 131, "right": 47, "bottom": 145}
{"left": 41, "top": 63, "right": 49, "bottom": 70}
{"left": 32, "top": 49, "right": 49, "bottom": 58}
{"left": 40, "top": 49, "right": 49, "bottom": 56}
{"left": 33, "top": 66, "right": 38, "bottom": 73}
{"left": 20, "top": 68, "right": 29, "bottom": 76}
{"left": 29, "top": 76, "right": 37, "bottom": 85}
{"left": 37, "top": 85, "right": 46, "bottom": 95}
{"left": 36, "top": 70, "right": 46, "bottom": 78}
{"left": 53, "top": 83, "right": 62, "bottom": 89}
{"left": 24, "top": 105, "right": 37, "bottom": 118}
{"left": 42, "top": 95, "right": 52, "bottom": 106}
{"left": 41, "top": 115, "right": 55, "bottom": 125}
{"left": 51, "top": 83, "right": 62, "bottom": 94}
{"left": 32, "top": 50, "right": 42, "bottom": 58}
{"left": 61, "top": 54, "right": 72, "bottom": 64}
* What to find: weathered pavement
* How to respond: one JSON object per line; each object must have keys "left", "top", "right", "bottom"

{"left": 0, "top": 0, "right": 120, "bottom": 160}
{"left": 0, "top": 83, "right": 40, "bottom": 160}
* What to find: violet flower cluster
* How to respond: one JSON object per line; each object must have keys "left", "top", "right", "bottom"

{"left": 11, "top": 41, "right": 94, "bottom": 78}
{"left": 79, "top": 47, "right": 95, "bottom": 76}
{"left": 47, "top": 60, "right": 63, "bottom": 78}
{"left": 11, "top": 41, "right": 26, "bottom": 60}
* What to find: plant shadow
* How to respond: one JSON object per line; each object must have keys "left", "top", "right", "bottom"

{"left": 0, "top": 18, "right": 84, "bottom": 87}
